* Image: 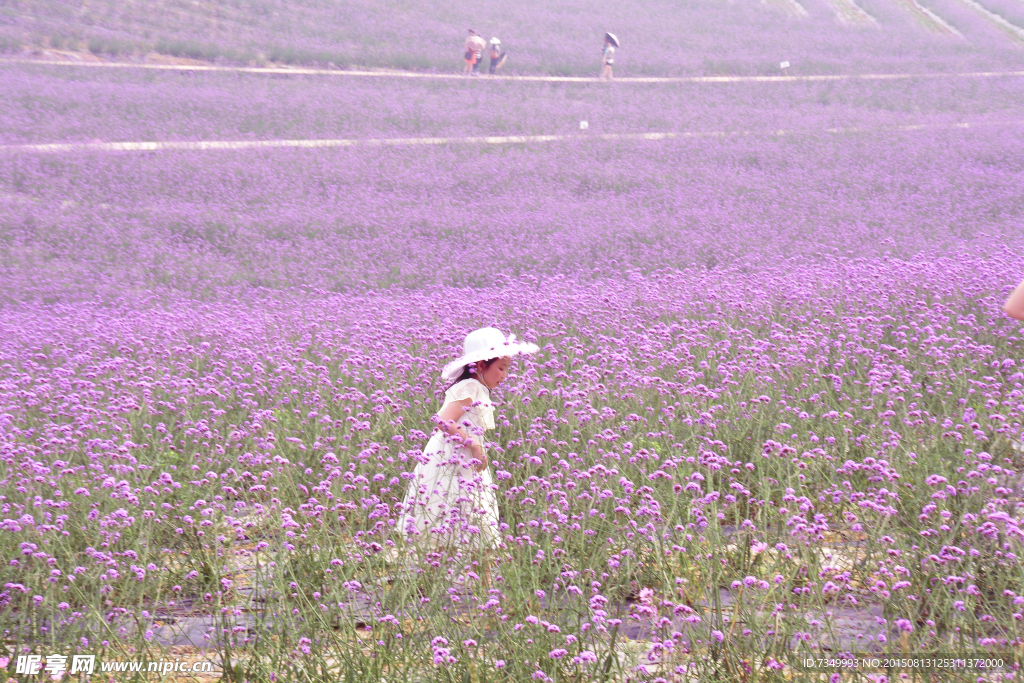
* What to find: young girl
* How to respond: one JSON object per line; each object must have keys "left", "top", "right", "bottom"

{"left": 398, "top": 327, "right": 538, "bottom": 555}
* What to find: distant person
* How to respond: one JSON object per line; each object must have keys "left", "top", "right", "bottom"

{"left": 600, "top": 32, "right": 619, "bottom": 80}
{"left": 488, "top": 38, "right": 508, "bottom": 74}
{"left": 464, "top": 29, "right": 486, "bottom": 76}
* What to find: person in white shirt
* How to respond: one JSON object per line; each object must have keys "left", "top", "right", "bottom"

{"left": 600, "top": 32, "right": 618, "bottom": 80}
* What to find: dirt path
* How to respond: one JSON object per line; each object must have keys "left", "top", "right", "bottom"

{"left": 5, "top": 55, "right": 1024, "bottom": 84}
{"left": 954, "top": 0, "right": 1024, "bottom": 41}
{"left": 899, "top": 0, "right": 966, "bottom": 35}
{"left": 3, "top": 120, "right": 1022, "bottom": 156}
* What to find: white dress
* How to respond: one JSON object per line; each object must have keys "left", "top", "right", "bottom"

{"left": 397, "top": 378, "right": 501, "bottom": 550}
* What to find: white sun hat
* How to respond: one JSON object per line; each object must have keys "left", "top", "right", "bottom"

{"left": 490, "top": 37, "right": 501, "bottom": 45}
{"left": 441, "top": 327, "right": 539, "bottom": 382}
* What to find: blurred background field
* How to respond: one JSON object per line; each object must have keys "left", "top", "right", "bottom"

{"left": 1, "top": 59, "right": 1022, "bottom": 304}
{"left": 2, "top": 117, "right": 1023, "bottom": 302}
{"left": 4, "top": 0, "right": 1024, "bottom": 74}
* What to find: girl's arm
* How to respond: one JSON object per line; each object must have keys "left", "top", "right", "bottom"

{"left": 1004, "top": 279, "right": 1024, "bottom": 321}
{"left": 434, "top": 399, "right": 487, "bottom": 467}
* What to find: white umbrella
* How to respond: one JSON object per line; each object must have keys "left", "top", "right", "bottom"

{"left": 604, "top": 32, "right": 620, "bottom": 47}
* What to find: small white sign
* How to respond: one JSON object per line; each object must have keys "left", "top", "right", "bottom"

{"left": 579, "top": 121, "right": 589, "bottom": 130}
{"left": 779, "top": 61, "right": 791, "bottom": 69}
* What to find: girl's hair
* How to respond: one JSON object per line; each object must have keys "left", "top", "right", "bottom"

{"left": 446, "top": 357, "right": 496, "bottom": 393}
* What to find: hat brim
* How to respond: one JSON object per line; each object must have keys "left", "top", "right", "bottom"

{"left": 605, "top": 33, "right": 620, "bottom": 47}
{"left": 441, "top": 341, "right": 540, "bottom": 382}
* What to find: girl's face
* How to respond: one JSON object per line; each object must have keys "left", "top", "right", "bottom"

{"left": 477, "top": 357, "right": 510, "bottom": 389}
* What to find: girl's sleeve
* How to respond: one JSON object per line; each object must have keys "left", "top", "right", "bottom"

{"left": 445, "top": 379, "right": 485, "bottom": 405}
{"left": 444, "top": 380, "right": 495, "bottom": 429}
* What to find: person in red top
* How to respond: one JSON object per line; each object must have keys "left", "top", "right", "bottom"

{"left": 464, "top": 29, "right": 485, "bottom": 76}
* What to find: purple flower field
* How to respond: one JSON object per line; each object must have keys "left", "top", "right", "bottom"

{"left": 2, "top": 64, "right": 1024, "bottom": 145}
{"left": 5, "top": 0, "right": 1024, "bottom": 74}
{"left": 3, "top": 5, "right": 1024, "bottom": 681}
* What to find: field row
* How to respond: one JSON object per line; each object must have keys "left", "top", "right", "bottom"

{"left": 2, "top": 64, "right": 1023, "bottom": 145}
{"left": 1, "top": 123, "right": 1021, "bottom": 302}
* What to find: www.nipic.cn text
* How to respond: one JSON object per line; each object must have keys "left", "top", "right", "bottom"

{"left": 14, "top": 654, "right": 214, "bottom": 676}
